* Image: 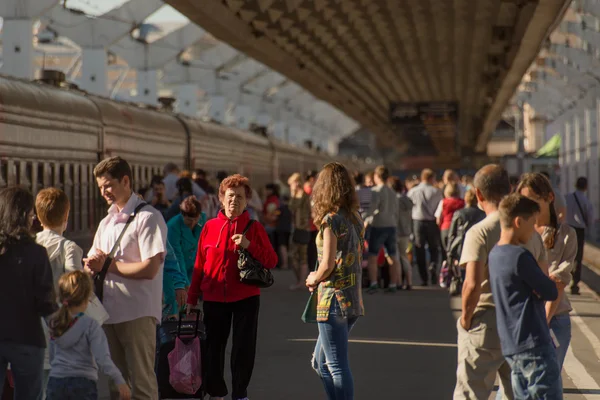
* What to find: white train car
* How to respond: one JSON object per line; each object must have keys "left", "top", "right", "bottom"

{"left": 0, "top": 73, "right": 369, "bottom": 245}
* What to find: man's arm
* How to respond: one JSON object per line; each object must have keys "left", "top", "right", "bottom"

{"left": 109, "top": 254, "right": 162, "bottom": 280}
{"left": 460, "top": 260, "right": 483, "bottom": 330}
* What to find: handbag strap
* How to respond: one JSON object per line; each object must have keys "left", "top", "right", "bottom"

{"left": 242, "top": 219, "right": 255, "bottom": 236}
{"left": 572, "top": 192, "right": 588, "bottom": 227}
{"left": 99, "top": 202, "right": 147, "bottom": 276}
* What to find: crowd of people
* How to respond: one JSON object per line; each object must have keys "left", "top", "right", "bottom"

{"left": 0, "top": 153, "right": 595, "bottom": 400}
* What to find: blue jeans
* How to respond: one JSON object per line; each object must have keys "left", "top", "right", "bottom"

{"left": 46, "top": 377, "right": 98, "bottom": 400}
{"left": 0, "top": 341, "right": 45, "bottom": 400}
{"left": 505, "top": 344, "right": 562, "bottom": 400}
{"left": 550, "top": 313, "right": 571, "bottom": 370}
{"left": 312, "top": 300, "right": 358, "bottom": 400}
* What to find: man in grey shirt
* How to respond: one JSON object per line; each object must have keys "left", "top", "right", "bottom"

{"left": 566, "top": 177, "right": 595, "bottom": 294}
{"left": 364, "top": 166, "right": 400, "bottom": 292}
{"left": 407, "top": 168, "right": 443, "bottom": 285}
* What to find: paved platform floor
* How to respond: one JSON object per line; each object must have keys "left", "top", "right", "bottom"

{"left": 99, "top": 269, "right": 600, "bottom": 399}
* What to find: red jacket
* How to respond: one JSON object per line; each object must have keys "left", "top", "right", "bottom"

{"left": 440, "top": 197, "right": 465, "bottom": 230}
{"left": 187, "top": 210, "right": 277, "bottom": 304}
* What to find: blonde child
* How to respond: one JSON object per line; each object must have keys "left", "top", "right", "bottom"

{"left": 35, "top": 187, "right": 84, "bottom": 389}
{"left": 47, "top": 271, "right": 130, "bottom": 400}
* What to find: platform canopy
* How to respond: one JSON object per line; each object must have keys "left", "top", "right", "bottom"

{"left": 164, "top": 0, "right": 570, "bottom": 160}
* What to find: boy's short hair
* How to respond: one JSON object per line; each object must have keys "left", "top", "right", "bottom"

{"left": 498, "top": 193, "right": 540, "bottom": 229}
{"left": 36, "top": 188, "right": 70, "bottom": 227}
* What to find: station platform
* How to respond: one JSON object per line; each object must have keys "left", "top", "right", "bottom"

{"left": 97, "top": 267, "right": 600, "bottom": 399}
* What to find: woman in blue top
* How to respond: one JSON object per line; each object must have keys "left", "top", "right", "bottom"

{"left": 167, "top": 196, "right": 207, "bottom": 285}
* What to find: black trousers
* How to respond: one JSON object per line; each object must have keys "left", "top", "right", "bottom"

{"left": 572, "top": 227, "right": 585, "bottom": 288}
{"left": 203, "top": 295, "right": 260, "bottom": 399}
{"left": 413, "top": 220, "right": 441, "bottom": 284}
{"left": 307, "top": 230, "right": 319, "bottom": 270}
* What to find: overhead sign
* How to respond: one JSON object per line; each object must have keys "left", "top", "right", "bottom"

{"left": 389, "top": 102, "right": 459, "bottom": 155}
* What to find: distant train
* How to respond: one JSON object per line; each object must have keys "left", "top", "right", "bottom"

{"left": 0, "top": 72, "right": 367, "bottom": 243}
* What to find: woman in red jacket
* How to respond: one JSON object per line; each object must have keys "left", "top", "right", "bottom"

{"left": 437, "top": 182, "right": 465, "bottom": 254}
{"left": 186, "top": 174, "right": 277, "bottom": 400}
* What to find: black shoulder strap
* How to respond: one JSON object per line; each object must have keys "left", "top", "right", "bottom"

{"left": 100, "top": 202, "right": 147, "bottom": 274}
{"left": 572, "top": 192, "right": 588, "bottom": 227}
{"left": 242, "top": 219, "right": 255, "bottom": 236}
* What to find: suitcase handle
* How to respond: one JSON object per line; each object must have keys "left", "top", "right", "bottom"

{"left": 177, "top": 310, "right": 201, "bottom": 338}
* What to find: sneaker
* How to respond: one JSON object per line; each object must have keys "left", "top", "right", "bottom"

{"left": 404, "top": 285, "right": 412, "bottom": 291}
{"left": 366, "top": 284, "right": 378, "bottom": 294}
{"left": 384, "top": 286, "right": 397, "bottom": 293}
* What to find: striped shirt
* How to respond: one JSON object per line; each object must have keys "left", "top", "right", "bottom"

{"left": 356, "top": 186, "right": 372, "bottom": 218}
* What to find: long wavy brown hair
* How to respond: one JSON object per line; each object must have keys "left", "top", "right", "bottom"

{"left": 312, "top": 162, "right": 359, "bottom": 226}
{"left": 516, "top": 173, "right": 557, "bottom": 249}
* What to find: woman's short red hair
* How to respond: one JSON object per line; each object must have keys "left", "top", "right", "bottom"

{"left": 219, "top": 174, "right": 252, "bottom": 201}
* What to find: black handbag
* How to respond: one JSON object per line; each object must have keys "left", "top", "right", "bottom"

{"left": 237, "top": 220, "right": 274, "bottom": 288}
{"left": 292, "top": 229, "right": 311, "bottom": 245}
{"left": 94, "top": 202, "right": 146, "bottom": 302}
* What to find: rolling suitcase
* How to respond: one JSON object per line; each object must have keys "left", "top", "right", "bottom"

{"left": 156, "top": 311, "right": 206, "bottom": 399}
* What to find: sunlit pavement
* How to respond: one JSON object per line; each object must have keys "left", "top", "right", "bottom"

{"left": 100, "top": 268, "right": 600, "bottom": 399}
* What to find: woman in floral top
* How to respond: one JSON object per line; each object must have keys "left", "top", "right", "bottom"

{"left": 306, "top": 162, "right": 364, "bottom": 400}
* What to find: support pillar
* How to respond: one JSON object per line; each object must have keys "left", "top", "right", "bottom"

{"left": 235, "top": 105, "right": 253, "bottom": 130}
{"left": 1, "top": 20, "right": 34, "bottom": 79}
{"left": 136, "top": 70, "right": 158, "bottom": 105}
{"left": 209, "top": 96, "right": 227, "bottom": 123}
{"left": 175, "top": 84, "right": 198, "bottom": 117}
{"left": 273, "top": 122, "right": 287, "bottom": 141}
{"left": 586, "top": 106, "right": 599, "bottom": 216}
{"left": 81, "top": 48, "right": 108, "bottom": 96}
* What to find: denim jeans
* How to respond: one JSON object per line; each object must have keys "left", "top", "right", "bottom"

{"left": 505, "top": 344, "right": 562, "bottom": 400}
{"left": 550, "top": 313, "right": 571, "bottom": 370}
{"left": 312, "top": 299, "right": 358, "bottom": 400}
{"left": 46, "top": 377, "right": 98, "bottom": 400}
{"left": 0, "top": 341, "right": 45, "bottom": 400}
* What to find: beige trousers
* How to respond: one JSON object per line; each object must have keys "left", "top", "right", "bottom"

{"left": 103, "top": 316, "right": 158, "bottom": 400}
{"left": 453, "top": 308, "right": 513, "bottom": 400}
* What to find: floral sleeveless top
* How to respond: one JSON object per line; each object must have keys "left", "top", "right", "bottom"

{"left": 316, "top": 211, "right": 365, "bottom": 321}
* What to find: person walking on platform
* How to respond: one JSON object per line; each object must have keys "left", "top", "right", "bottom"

{"left": 186, "top": 174, "right": 277, "bottom": 400}
{"left": 84, "top": 156, "right": 167, "bottom": 400}
{"left": 364, "top": 166, "right": 400, "bottom": 293}
{"left": 288, "top": 173, "right": 312, "bottom": 290}
{"left": 0, "top": 187, "right": 56, "bottom": 400}
{"left": 453, "top": 165, "right": 547, "bottom": 400}
{"left": 407, "top": 169, "right": 443, "bottom": 285}
{"left": 306, "top": 162, "right": 364, "bottom": 400}
{"left": 565, "top": 177, "right": 595, "bottom": 295}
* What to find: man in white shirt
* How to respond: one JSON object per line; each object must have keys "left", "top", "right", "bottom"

{"left": 85, "top": 156, "right": 167, "bottom": 400}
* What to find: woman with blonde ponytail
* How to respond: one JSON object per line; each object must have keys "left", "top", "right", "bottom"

{"left": 47, "top": 271, "right": 130, "bottom": 400}
{"left": 517, "top": 173, "right": 578, "bottom": 377}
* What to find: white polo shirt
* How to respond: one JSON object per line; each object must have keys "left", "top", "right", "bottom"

{"left": 89, "top": 194, "right": 167, "bottom": 324}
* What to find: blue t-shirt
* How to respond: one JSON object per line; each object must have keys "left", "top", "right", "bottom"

{"left": 488, "top": 244, "right": 558, "bottom": 356}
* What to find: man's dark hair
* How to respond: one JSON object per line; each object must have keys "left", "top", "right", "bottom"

{"left": 498, "top": 193, "right": 540, "bottom": 228}
{"left": 216, "top": 171, "right": 228, "bottom": 183}
{"left": 473, "top": 164, "right": 510, "bottom": 205}
{"left": 93, "top": 156, "right": 132, "bottom": 184}
{"left": 576, "top": 177, "right": 588, "bottom": 191}
{"left": 306, "top": 170, "right": 318, "bottom": 181}
{"left": 194, "top": 169, "right": 206, "bottom": 178}
{"left": 354, "top": 172, "right": 365, "bottom": 185}
{"left": 374, "top": 165, "right": 390, "bottom": 182}
{"left": 150, "top": 175, "right": 163, "bottom": 187}
{"left": 509, "top": 176, "right": 520, "bottom": 186}
{"left": 176, "top": 178, "right": 193, "bottom": 197}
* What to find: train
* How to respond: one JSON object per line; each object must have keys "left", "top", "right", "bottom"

{"left": 0, "top": 72, "right": 368, "bottom": 243}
